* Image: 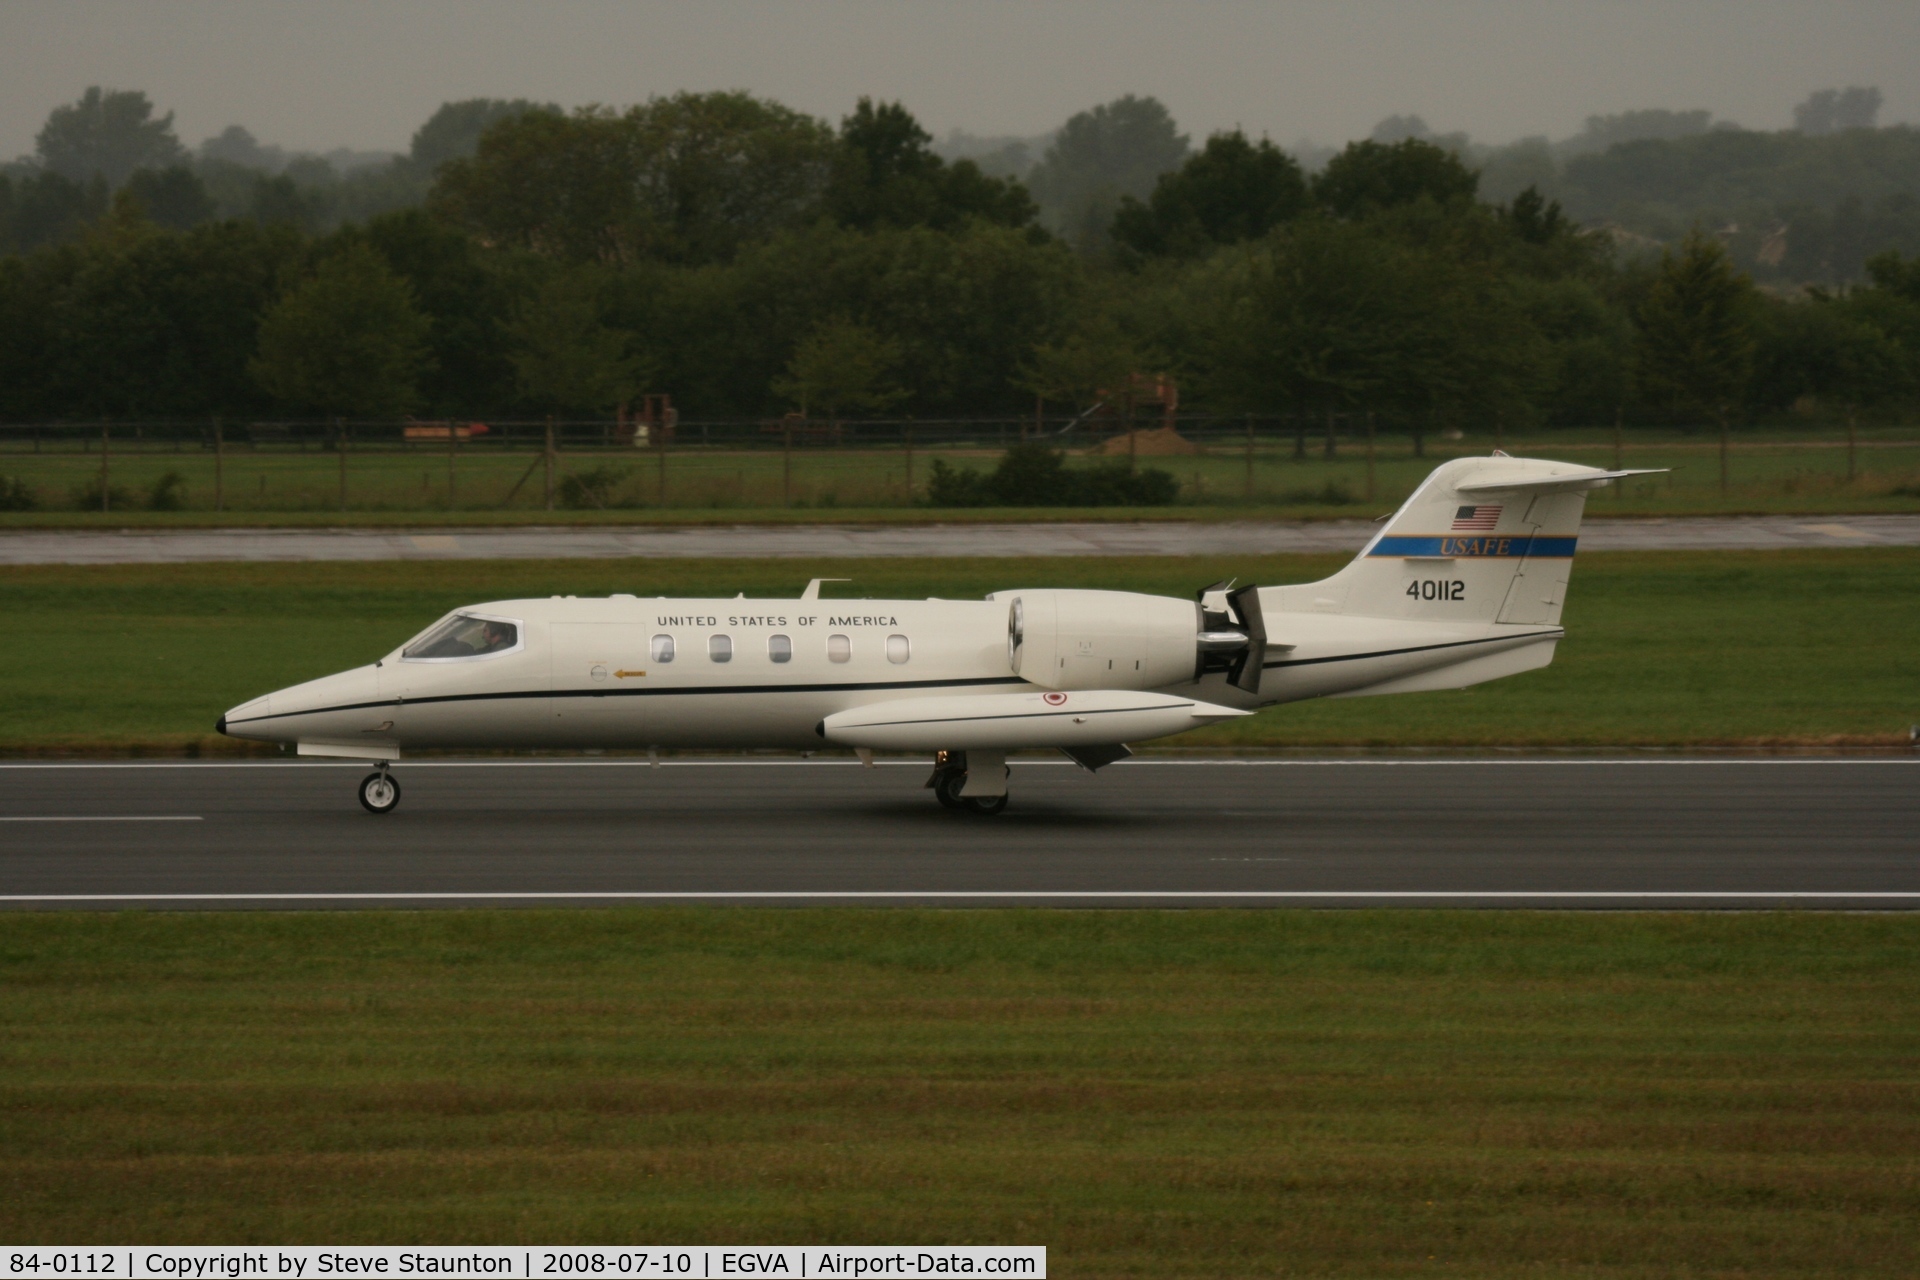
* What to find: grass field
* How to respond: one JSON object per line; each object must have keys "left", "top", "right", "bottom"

{"left": 2, "top": 909, "right": 1916, "bottom": 1274}
{"left": 3, "top": 431, "right": 1918, "bottom": 525}
{"left": 3, "top": 550, "right": 1915, "bottom": 752}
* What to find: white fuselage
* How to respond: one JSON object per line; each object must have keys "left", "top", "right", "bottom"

{"left": 219, "top": 590, "right": 1559, "bottom": 757}
{"left": 223, "top": 453, "right": 1632, "bottom": 762}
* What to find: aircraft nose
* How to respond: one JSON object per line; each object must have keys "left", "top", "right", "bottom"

{"left": 218, "top": 693, "right": 276, "bottom": 742}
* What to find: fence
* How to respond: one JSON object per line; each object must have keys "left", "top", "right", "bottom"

{"left": 0, "top": 414, "right": 1914, "bottom": 514}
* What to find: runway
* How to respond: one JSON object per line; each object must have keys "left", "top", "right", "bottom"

{"left": 3, "top": 514, "right": 1917, "bottom": 563}
{"left": 2, "top": 759, "right": 1914, "bottom": 908}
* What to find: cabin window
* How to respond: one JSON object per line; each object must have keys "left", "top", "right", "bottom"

{"left": 651, "top": 634, "right": 675, "bottom": 663}
{"left": 886, "top": 634, "right": 910, "bottom": 664}
{"left": 768, "top": 634, "right": 792, "bottom": 663}
{"left": 708, "top": 634, "right": 733, "bottom": 663}
{"left": 402, "top": 613, "right": 520, "bottom": 661}
{"left": 827, "top": 633, "right": 851, "bottom": 663}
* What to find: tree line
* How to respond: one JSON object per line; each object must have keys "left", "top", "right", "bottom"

{"left": 1, "top": 87, "right": 1918, "bottom": 431}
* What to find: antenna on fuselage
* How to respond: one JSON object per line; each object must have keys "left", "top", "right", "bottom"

{"left": 801, "top": 578, "right": 851, "bottom": 600}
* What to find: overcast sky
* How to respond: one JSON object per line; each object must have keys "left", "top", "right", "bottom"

{"left": 4, "top": 0, "right": 1918, "bottom": 161}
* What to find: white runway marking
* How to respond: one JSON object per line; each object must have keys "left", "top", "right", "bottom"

{"left": 2, "top": 891, "right": 1916, "bottom": 903}
{"left": 0, "top": 815, "right": 203, "bottom": 822}
{"left": 0, "top": 758, "right": 1912, "bottom": 771}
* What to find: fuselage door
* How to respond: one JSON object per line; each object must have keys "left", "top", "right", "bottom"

{"left": 550, "top": 622, "right": 652, "bottom": 726}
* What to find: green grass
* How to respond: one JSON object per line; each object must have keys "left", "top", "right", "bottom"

{"left": 3, "top": 431, "right": 1918, "bottom": 526}
{"left": 3, "top": 550, "right": 1916, "bottom": 752}
{"left": 2, "top": 909, "right": 1916, "bottom": 1274}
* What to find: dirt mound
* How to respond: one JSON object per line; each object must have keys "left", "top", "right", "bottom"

{"left": 1088, "top": 427, "right": 1202, "bottom": 457}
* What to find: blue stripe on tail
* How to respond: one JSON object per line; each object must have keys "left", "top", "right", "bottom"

{"left": 1369, "top": 535, "right": 1578, "bottom": 558}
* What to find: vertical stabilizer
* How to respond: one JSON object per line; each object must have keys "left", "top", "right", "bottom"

{"left": 1279, "top": 455, "right": 1647, "bottom": 626}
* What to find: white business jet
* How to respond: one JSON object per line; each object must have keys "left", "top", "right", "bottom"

{"left": 219, "top": 454, "right": 1655, "bottom": 814}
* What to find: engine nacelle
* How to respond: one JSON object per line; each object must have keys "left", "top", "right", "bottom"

{"left": 989, "top": 589, "right": 1200, "bottom": 691}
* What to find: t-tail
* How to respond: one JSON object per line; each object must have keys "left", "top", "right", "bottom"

{"left": 1283, "top": 453, "right": 1660, "bottom": 626}
{"left": 1229, "top": 453, "right": 1663, "bottom": 704}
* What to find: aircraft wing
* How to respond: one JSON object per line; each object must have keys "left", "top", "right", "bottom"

{"left": 820, "top": 690, "right": 1247, "bottom": 752}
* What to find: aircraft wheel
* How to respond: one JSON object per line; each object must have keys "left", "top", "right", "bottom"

{"left": 358, "top": 770, "right": 401, "bottom": 815}
{"left": 961, "top": 793, "right": 1008, "bottom": 816}
{"left": 933, "top": 769, "right": 966, "bottom": 810}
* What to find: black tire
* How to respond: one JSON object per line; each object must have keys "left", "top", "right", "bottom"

{"left": 358, "top": 770, "right": 401, "bottom": 815}
{"left": 961, "top": 793, "right": 1008, "bottom": 816}
{"left": 933, "top": 770, "right": 966, "bottom": 810}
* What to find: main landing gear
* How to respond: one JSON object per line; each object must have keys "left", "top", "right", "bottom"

{"left": 927, "top": 750, "right": 1009, "bottom": 816}
{"left": 358, "top": 763, "right": 401, "bottom": 815}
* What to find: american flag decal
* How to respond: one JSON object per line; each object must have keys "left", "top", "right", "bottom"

{"left": 1452, "top": 505, "right": 1502, "bottom": 530}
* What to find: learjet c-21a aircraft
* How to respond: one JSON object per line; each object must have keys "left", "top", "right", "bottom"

{"left": 219, "top": 454, "right": 1657, "bottom": 814}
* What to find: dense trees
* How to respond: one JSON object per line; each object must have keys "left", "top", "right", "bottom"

{"left": 430, "top": 93, "right": 839, "bottom": 265}
{"left": 35, "top": 88, "right": 185, "bottom": 185}
{"left": 1313, "top": 139, "right": 1480, "bottom": 218}
{"left": 1111, "top": 131, "right": 1308, "bottom": 259}
{"left": 1632, "top": 231, "right": 1758, "bottom": 421}
{"left": 828, "top": 99, "right": 1037, "bottom": 234}
{"left": 0, "top": 169, "right": 109, "bottom": 253}
{"left": 121, "top": 167, "right": 214, "bottom": 230}
{"left": 408, "top": 99, "right": 559, "bottom": 175}
{"left": 774, "top": 317, "right": 906, "bottom": 420}
{"left": 250, "top": 244, "right": 433, "bottom": 416}
{"left": 3, "top": 85, "right": 1920, "bottom": 431}
{"left": 1794, "top": 87, "right": 1882, "bottom": 135}
{"left": 0, "top": 215, "right": 299, "bottom": 420}
{"left": 1192, "top": 215, "right": 1537, "bottom": 429}
{"left": 502, "top": 273, "right": 647, "bottom": 416}
{"left": 1112, "top": 134, "right": 1481, "bottom": 261}
{"left": 622, "top": 220, "right": 1079, "bottom": 416}
{"left": 1026, "top": 96, "right": 1190, "bottom": 250}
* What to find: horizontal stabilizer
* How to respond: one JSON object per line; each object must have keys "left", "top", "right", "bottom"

{"left": 1454, "top": 467, "right": 1667, "bottom": 495}
{"left": 820, "top": 690, "right": 1246, "bottom": 752}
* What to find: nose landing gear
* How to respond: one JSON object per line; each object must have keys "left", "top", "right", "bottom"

{"left": 926, "top": 750, "right": 1009, "bottom": 815}
{"left": 358, "top": 763, "right": 401, "bottom": 815}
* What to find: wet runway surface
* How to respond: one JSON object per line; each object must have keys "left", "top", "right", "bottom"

{"left": 2, "top": 759, "right": 1915, "bottom": 908}
{"left": 4, "top": 515, "right": 1917, "bottom": 563}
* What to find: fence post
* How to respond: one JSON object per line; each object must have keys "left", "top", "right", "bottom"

{"left": 544, "top": 416, "right": 555, "bottom": 511}
{"left": 1244, "top": 414, "right": 1254, "bottom": 501}
{"left": 213, "top": 416, "right": 224, "bottom": 513}
{"left": 1365, "top": 412, "right": 1376, "bottom": 502}
{"left": 1718, "top": 408, "right": 1729, "bottom": 493}
{"left": 100, "top": 420, "right": 110, "bottom": 513}
{"left": 1846, "top": 407, "right": 1857, "bottom": 483}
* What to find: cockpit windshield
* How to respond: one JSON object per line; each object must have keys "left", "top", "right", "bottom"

{"left": 403, "top": 613, "right": 520, "bottom": 661}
